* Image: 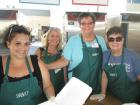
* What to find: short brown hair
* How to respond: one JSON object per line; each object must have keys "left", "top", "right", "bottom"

{"left": 77, "top": 12, "right": 96, "bottom": 24}
{"left": 107, "top": 26, "right": 124, "bottom": 37}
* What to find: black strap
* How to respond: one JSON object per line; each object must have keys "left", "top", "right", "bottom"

{"left": 0, "top": 55, "right": 43, "bottom": 88}
{"left": 0, "top": 56, "right": 2, "bottom": 74}
{"left": 30, "top": 55, "right": 43, "bottom": 90}
{"left": 30, "top": 55, "right": 42, "bottom": 82}
{"left": 0, "top": 56, "right": 4, "bottom": 87}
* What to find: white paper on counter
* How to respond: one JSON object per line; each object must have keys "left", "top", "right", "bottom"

{"left": 38, "top": 101, "right": 57, "bottom": 105}
{"left": 55, "top": 77, "right": 92, "bottom": 105}
{"left": 38, "top": 77, "right": 92, "bottom": 105}
{"left": 122, "top": 103, "right": 138, "bottom": 105}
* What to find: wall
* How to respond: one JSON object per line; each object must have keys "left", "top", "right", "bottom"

{"left": 0, "top": 0, "right": 127, "bottom": 30}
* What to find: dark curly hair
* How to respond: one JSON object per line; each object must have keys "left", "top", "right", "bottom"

{"left": 3, "top": 24, "right": 31, "bottom": 48}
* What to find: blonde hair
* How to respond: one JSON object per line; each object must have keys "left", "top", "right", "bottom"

{"left": 45, "top": 27, "right": 62, "bottom": 51}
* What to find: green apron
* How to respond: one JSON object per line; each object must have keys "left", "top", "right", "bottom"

{"left": 0, "top": 56, "right": 46, "bottom": 105}
{"left": 43, "top": 49, "right": 65, "bottom": 94}
{"left": 72, "top": 36, "right": 103, "bottom": 94}
{"left": 104, "top": 51, "right": 140, "bottom": 103}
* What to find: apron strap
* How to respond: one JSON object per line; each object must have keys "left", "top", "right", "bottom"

{"left": 81, "top": 35, "right": 86, "bottom": 48}
{"left": 4, "top": 56, "right": 33, "bottom": 82}
{"left": 105, "top": 48, "right": 124, "bottom": 65}
{"left": 25, "top": 57, "right": 33, "bottom": 78}
{"left": 4, "top": 56, "right": 10, "bottom": 81}
{"left": 121, "top": 48, "right": 124, "bottom": 64}
{"left": 80, "top": 35, "right": 99, "bottom": 48}
{"left": 105, "top": 51, "right": 111, "bottom": 66}
{"left": 95, "top": 37, "right": 99, "bottom": 45}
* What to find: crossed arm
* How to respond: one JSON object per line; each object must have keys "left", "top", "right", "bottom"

{"left": 138, "top": 75, "right": 140, "bottom": 81}
{"left": 46, "top": 56, "right": 69, "bottom": 70}
{"left": 46, "top": 56, "right": 69, "bottom": 83}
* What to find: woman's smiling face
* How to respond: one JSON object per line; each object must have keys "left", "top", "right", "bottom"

{"left": 7, "top": 33, "right": 30, "bottom": 59}
{"left": 107, "top": 33, "right": 124, "bottom": 52}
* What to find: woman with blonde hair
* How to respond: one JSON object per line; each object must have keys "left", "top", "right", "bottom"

{"left": 41, "top": 27, "right": 62, "bottom": 51}
{"left": 35, "top": 27, "right": 67, "bottom": 95}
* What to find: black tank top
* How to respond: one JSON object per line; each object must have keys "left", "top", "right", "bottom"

{"left": 0, "top": 55, "right": 42, "bottom": 87}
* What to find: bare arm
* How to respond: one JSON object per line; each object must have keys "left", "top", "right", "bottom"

{"left": 34, "top": 48, "right": 42, "bottom": 59}
{"left": 46, "top": 56, "right": 69, "bottom": 70}
{"left": 101, "top": 70, "right": 108, "bottom": 95}
{"left": 38, "top": 59, "right": 55, "bottom": 99}
{"left": 63, "top": 66, "right": 68, "bottom": 84}
{"left": 138, "top": 75, "right": 140, "bottom": 81}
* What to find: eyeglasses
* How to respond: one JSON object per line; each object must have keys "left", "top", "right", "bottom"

{"left": 108, "top": 36, "right": 123, "bottom": 42}
{"left": 80, "top": 22, "right": 93, "bottom": 26}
